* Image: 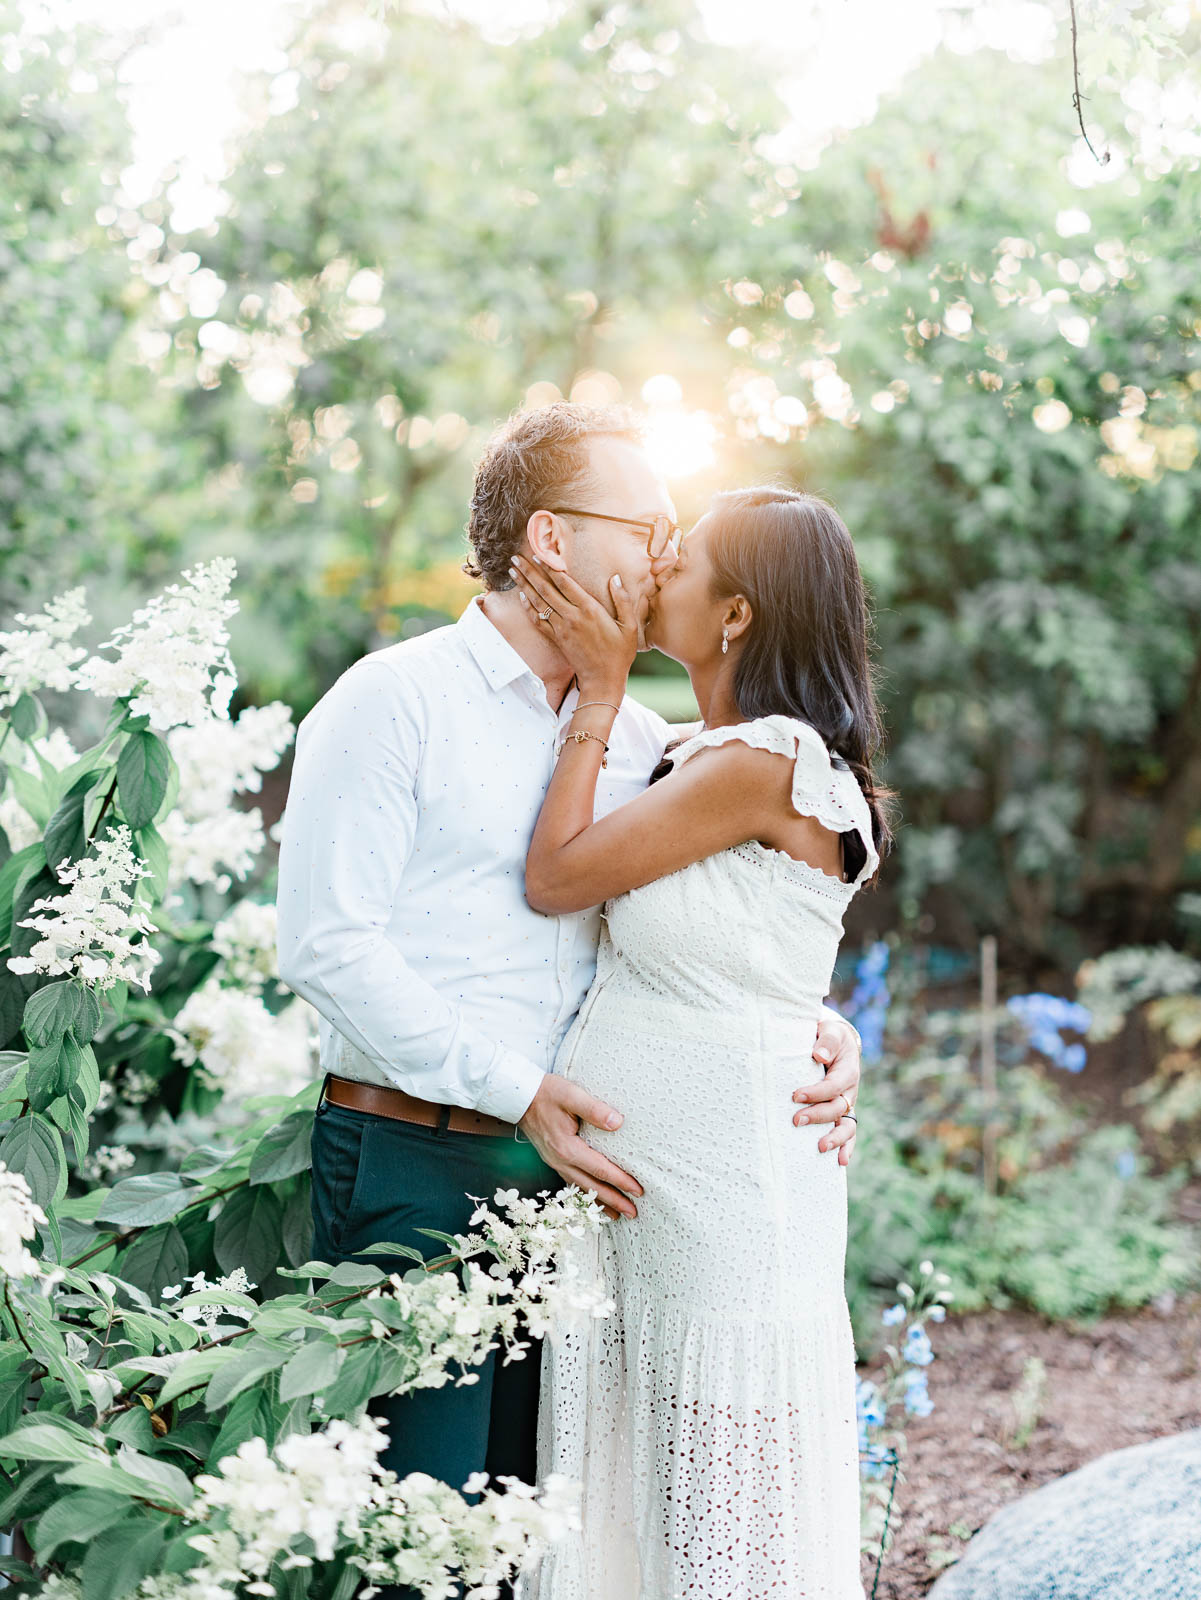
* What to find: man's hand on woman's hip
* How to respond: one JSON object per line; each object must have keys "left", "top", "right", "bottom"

{"left": 792, "top": 1014, "right": 862, "bottom": 1168}
{"left": 519, "top": 1075, "right": 644, "bottom": 1221}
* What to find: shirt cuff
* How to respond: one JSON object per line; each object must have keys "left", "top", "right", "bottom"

{"left": 476, "top": 1049, "right": 547, "bottom": 1125}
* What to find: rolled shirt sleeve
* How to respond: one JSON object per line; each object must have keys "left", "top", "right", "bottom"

{"left": 275, "top": 656, "right": 546, "bottom": 1124}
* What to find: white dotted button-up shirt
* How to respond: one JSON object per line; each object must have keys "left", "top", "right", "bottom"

{"left": 275, "top": 594, "right": 670, "bottom": 1124}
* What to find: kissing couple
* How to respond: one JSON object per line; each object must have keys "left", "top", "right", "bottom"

{"left": 276, "top": 400, "right": 891, "bottom": 1599}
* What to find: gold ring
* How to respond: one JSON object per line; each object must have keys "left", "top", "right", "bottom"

{"left": 538, "top": 607, "right": 552, "bottom": 621}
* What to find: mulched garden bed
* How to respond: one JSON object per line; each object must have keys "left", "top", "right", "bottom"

{"left": 858, "top": 1291, "right": 1201, "bottom": 1598}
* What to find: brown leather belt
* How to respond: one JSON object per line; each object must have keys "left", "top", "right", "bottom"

{"left": 322, "top": 1073, "right": 519, "bottom": 1139}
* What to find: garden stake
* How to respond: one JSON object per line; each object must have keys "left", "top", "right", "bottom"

{"left": 869, "top": 1445, "right": 901, "bottom": 1600}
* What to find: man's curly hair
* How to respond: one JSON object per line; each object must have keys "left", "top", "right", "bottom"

{"left": 464, "top": 402, "right": 645, "bottom": 591}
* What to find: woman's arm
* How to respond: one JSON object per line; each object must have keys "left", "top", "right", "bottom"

{"left": 527, "top": 732, "right": 805, "bottom": 914}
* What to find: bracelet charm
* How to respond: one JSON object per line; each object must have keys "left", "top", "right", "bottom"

{"left": 557, "top": 729, "right": 610, "bottom": 767}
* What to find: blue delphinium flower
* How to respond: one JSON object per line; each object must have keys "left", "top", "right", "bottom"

{"left": 1007, "top": 992, "right": 1091, "bottom": 1072}
{"left": 845, "top": 940, "right": 891, "bottom": 1063}
{"left": 903, "top": 1367, "right": 934, "bottom": 1417}
{"left": 1115, "top": 1149, "right": 1137, "bottom": 1180}
{"left": 881, "top": 1303, "right": 906, "bottom": 1326}
{"left": 903, "top": 1325, "right": 934, "bottom": 1367}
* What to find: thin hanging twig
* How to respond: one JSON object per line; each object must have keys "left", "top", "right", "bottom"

{"left": 1069, "top": 0, "right": 1111, "bottom": 165}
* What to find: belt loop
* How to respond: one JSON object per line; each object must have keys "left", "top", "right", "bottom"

{"left": 432, "top": 1102, "right": 453, "bottom": 1139}
{"left": 318, "top": 1070, "right": 332, "bottom": 1107}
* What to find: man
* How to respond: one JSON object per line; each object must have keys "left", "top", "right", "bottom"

{"left": 275, "top": 403, "right": 862, "bottom": 1593}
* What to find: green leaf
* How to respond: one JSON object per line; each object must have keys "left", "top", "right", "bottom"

{"left": 280, "top": 1172, "right": 314, "bottom": 1267}
{"left": 0, "top": 1416, "right": 105, "bottom": 1464}
{"left": 113, "top": 1449, "right": 194, "bottom": 1509}
{"left": 156, "top": 1349, "right": 227, "bottom": 1407}
{"left": 0, "top": 840, "right": 46, "bottom": 949}
{"left": 10, "top": 692, "right": 47, "bottom": 742}
{"left": 33, "top": 1489, "right": 134, "bottom": 1562}
{"left": 0, "top": 1373, "right": 31, "bottom": 1441}
{"left": 278, "top": 1337, "right": 345, "bottom": 1401}
{"left": 114, "top": 1223, "right": 189, "bottom": 1303}
{"left": 203, "top": 1343, "right": 292, "bottom": 1411}
{"left": 23, "top": 979, "right": 86, "bottom": 1047}
{"left": 322, "top": 1342, "right": 388, "bottom": 1415}
{"left": 26, "top": 1038, "right": 74, "bottom": 1111}
{"left": 205, "top": 1383, "right": 278, "bottom": 1469}
{"left": 95, "top": 1172, "right": 197, "bottom": 1228}
{"left": 213, "top": 1184, "right": 283, "bottom": 1283}
{"left": 0, "top": 1049, "right": 28, "bottom": 1101}
{"left": 354, "top": 1239, "right": 429, "bottom": 1263}
{"left": 0, "top": 1111, "right": 67, "bottom": 1209}
{"left": 134, "top": 822, "right": 169, "bottom": 903}
{"left": 249, "top": 1109, "right": 313, "bottom": 1184}
{"left": 81, "top": 1517, "right": 169, "bottom": 1600}
{"left": 116, "top": 733, "right": 171, "bottom": 831}
{"left": 7, "top": 763, "right": 49, "bottom": 827}
{"left": 325, "top": 1260, "right": 386, "bottom": 1287}
{"left": 44, "top": 770, "right": 101, "bottom": 874}
{"left": 179, "top": 1141, "right": 237, "bottom": 1179}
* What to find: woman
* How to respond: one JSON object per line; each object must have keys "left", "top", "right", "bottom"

{"left": 509, "top": 487, "right": 893, "bottom": 1600}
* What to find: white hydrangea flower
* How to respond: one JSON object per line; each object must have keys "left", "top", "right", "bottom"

{"left": 80, "top": 1143, "right": 136, "bottom": 1184}
{"left": 7, "top": 823, "right": 160, "bottom": 991}
{"left": 192, "top": 1415, "right": 390, "bottom": 1575}
{"left": 162, "top": 1267, "right": 257, "bottom": 1329}
{"left": 74, "top": 560, "right": 239, "bottom": 731}
{"left": 0, "top": 587, "right": 91, "bottom": 709}
{"left": 169, "top": 976, "right": 315, "bottom": 1099}
{"left": 210, "top": 898, "right": 281, "bottom": 991}
{"left": 160, "top": 702, "right": 294, "bottom": 890}
{"left": 0, "top": 1161, "right": 48, "bottom": 1279}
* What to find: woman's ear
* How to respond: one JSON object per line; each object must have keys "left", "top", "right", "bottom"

{"left": 724, "top": 595, "right": 753, "bottom": 643}
{"left": 526, "top": 509, "right": 569, "bottom": 572}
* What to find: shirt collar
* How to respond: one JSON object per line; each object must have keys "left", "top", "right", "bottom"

{"left": 457, "top": 593, "right": 540, "bottom": 692}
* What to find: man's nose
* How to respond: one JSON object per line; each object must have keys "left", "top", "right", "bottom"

{"left": 650, "top": 549, "right": 679, "bottom": 588}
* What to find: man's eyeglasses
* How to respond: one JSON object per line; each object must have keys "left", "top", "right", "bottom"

{"left": 548, "top": 507, "right": 682, "bottom": 559}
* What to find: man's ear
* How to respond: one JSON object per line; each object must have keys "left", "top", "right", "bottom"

{"left": 526, "top": 509, "right": 570, "bottom": 572}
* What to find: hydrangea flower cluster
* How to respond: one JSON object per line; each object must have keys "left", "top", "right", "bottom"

{"left": 0, "top": 1161, "right": 49, "bottom": 1279}
{"left": 0, "top": 586, "right": 91, "bottom": 708}
{"left": 844, "top": 940, "right": 891, "bottom": 1063}
{"left": 74, "top": 559, "right": 239, "bottom": 731}
{"left": 355, "top": 1186, "right": 615, "bottom": 1398}
{"left": 7, "top": 823, "right": 161, "bottom": 991}
{"left": 168, "top": 979, "right": 316, "bottom": 1101}
{"left": 1006, "top": 992, "right": 1092, "bottom": 1072}
{"left": 209, "top": 898, "right": 284, "bottom": 993}
{"left": 161, "top": 701, "right": 294, "bottom": 894}
{"left": 161, "top": 1267, "right": 257, "bottom": 1330}
{"left": 172, "top": 1415, "right": 581, "bottom": 1600}
{"left": 458, "top": 1184, "right": 616, "bottom": 1340}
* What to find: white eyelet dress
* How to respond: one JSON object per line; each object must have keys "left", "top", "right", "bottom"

{"left": 519, "top": 716, "right": 879, "bottom": 1600}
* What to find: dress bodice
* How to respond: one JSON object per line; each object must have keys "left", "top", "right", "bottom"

{"left": 586, "top": 715, "right": 879, "bottom": 1033}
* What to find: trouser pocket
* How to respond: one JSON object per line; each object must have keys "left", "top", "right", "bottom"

{"left": 309, "top": 1099, "right": 370, "bottom": 1260}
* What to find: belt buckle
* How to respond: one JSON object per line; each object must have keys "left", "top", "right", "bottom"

{"left": 513, "top": 1123, "right": 531, "bottom": 1143}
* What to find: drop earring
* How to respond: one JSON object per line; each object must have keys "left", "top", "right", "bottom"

{"left": 721, "top": 627, "right": 729, "bottom": 655}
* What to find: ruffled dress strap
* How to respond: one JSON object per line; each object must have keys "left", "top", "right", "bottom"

{"left": 668, "top": 713, "right": 881, "bottom": 886}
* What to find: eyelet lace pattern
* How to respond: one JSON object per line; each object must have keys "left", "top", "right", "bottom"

{"left": 519, "top": 715, "right": 869, "bottom": 1600}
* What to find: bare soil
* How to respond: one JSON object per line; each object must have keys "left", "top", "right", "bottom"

{"left": 857, "top": 1293, "right": 1201, "bottom": 1598}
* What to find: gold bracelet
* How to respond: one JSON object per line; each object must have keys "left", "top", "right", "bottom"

{"left": 575, "top": 699, "right": 621, "bottom": 714}
{"left": 556, "top": 729, "right": 609, "bottom": 767}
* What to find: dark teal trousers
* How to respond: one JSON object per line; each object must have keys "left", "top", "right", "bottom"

{"left": 309, "top": 1075, "right": 559, "bottom": 1600}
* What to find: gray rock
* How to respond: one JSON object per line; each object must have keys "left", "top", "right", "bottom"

{"left": 927, "top": 1428, "right": 1201, "bottom": 1600}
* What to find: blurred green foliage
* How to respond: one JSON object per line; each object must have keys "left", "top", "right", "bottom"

{"left": 2, "top": 0, "right": 1199, "bottom": 964}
